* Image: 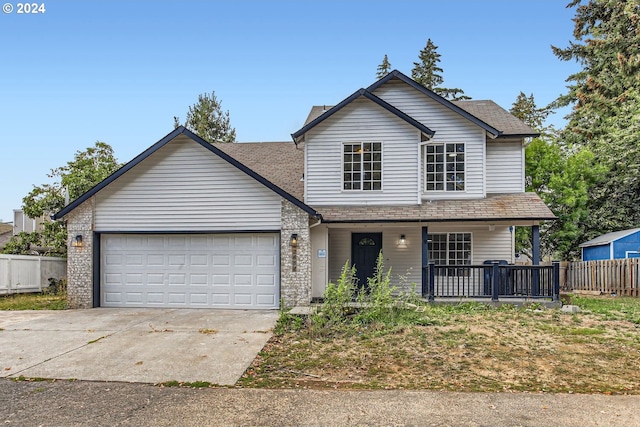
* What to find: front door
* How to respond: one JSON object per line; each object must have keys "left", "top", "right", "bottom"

{"left": 351, "top": 233, "right": 382, "bottom": 290}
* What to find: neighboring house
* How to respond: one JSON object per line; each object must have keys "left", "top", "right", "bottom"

{"left": 54, "top": 70, "right": 555, "bottom": 310}
{"left": 580, "top": 228, "right": 640, "bottom": 261}
{"left": 13, "top": 209, "right": 45, "bottom": 235}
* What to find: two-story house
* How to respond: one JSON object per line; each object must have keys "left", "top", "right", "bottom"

{"left": 55, "top": 70, "right": 555, "bottom": 309}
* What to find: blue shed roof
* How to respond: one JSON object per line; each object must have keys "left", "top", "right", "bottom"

{"left": 579, "top": 228, "right": 640, "bottom": 248}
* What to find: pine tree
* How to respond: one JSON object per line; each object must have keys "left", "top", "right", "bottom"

{"left": 411, "top": 39, "right": 469, "bottom": 100}
{"left": 509, "top": 92, "right": 553, "bottom": 133}
{"left": 175, "top": 91, "right": 236, "bottom": 143}
{"left": 376, "top": 54, "right": 392, "bottom": 79}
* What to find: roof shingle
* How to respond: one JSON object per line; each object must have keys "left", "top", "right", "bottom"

{"left": 314, "top": 193, "right": 555, "bottom": 223}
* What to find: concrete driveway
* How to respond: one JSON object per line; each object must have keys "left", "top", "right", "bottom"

{"left": 0, "top": 308, "right": 278, "bottom": 385}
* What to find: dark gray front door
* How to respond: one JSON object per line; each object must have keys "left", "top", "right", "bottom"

{"left": 351, "top": 233, "right": 382, "bottom": 290}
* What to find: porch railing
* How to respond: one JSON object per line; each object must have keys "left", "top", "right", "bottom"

{"left": 422, "top": 262, "right": 560, "bottom": 301}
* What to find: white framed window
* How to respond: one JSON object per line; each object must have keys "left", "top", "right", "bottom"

{"left": 343, "top": 142, "right": 382, "bottom": 191}
{"left": 424, "top": 143, "right": 465, "bottom": 191}
{"left": 428, "top": 232, "right": 472, "bottom": 274}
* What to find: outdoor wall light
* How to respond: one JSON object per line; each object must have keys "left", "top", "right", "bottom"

{"left": 290, "top": 233, "right": 298, "bottom": 248}
{"left": 72, "top": 234, "right": 83, "bottom": 247}
{"left": 399, "top": 234, "right": 406, "bottom": 245}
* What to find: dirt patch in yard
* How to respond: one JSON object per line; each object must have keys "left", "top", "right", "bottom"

{"left": 238, "top": 299, "right": 640, "bottom": 394}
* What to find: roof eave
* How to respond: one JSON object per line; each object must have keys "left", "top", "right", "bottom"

{"left": 54, "top": 127, "right": 321, "bottom": 220}
{"left": 291, "top": 88, "right": 434, "bottom": 143}
{"left": 368, "top": 70, "right": 502, "bottom": 138}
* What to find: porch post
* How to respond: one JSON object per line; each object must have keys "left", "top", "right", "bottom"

{"left": 422, "top": 226, "right": 429, "bottom": 299}
{"left": 532, "top": 225, "right": 540, "bottom": 296}
{"left": 532, "top": 225, "right": 540, "bottom": 265}
{"left": 552, "top": 261, "right": 560, "bottom": 301}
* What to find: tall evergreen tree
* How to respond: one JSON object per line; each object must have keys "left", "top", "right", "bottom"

{"left": 551, "top": 0, "right": 640, "bottom": 249}
{"left": 376, "top": 54, "right": 392, "bottom": 79}
{"left": 510, "top": 92, "right": 554, "bottom": 133}
{"left": 411, "top": 39, "right": 469, "bottom": 100}
{"left": 175, "top": 91, "right": 236, "bottom": 143}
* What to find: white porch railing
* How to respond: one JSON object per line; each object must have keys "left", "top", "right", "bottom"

{"left": 0, "top": 254, "right": 67, "bottom": 295}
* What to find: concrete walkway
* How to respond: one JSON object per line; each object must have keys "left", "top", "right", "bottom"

{"left": 0, "top": 308, "right": 278, "bottom": 385}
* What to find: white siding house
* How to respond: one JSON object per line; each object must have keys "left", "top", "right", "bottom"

{"left": 57, "top": 69, "right": 554, "bottom": 310}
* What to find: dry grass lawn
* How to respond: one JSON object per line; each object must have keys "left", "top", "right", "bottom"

{"left": 238, "top": 296, "right": 640, "bottom": 394}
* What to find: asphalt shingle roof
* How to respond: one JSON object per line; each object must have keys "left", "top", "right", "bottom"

{"left": 216, "top": 141, "right": 304, "bottom": 200}
{"left": 315, "top": 193, "right": 555, "bottom": 223}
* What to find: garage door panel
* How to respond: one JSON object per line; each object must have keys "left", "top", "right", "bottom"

{"left": 101, "top": 233, "right": 279, "bottom": 309}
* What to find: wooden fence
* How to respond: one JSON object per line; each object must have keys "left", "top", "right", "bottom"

{"left": 566, "top": 259, "right": 640, "bottom": 296}
{"left": 0, "top": 254, "right": 67, "bottom": 295}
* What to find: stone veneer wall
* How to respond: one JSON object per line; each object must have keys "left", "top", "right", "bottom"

{"left": 280, "top": 199, "right": 312, "bottom": 307}
{"left": 65, "top": 198, "right": 94, "bottom": 308}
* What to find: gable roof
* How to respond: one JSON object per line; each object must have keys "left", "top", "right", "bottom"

{"left": 302, "top": 70, "right": 538, "bottom": 139}
{"left": 53, "top": 127, "right": 319, "bottom": 220}
{"left": 579, "top": 228, "right": 640, "bottom": 248}
{"left": 291, "top": 88, "right": 434, "bottom": 144}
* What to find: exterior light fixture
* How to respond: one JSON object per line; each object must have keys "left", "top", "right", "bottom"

{"left": 290, "top": 234, "right": 298, "bottom": 248}
{"left": 72, "top": 235, "right": 83, "bottom": 247}
{"left": 399, "top": 234, "right": 406, "bottom": 245}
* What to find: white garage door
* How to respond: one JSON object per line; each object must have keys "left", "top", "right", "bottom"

{"left": 101, "top": 234, "right": 280, "bottom": 309}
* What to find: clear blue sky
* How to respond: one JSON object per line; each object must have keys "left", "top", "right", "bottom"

{"left": 0, "top": 0, "right": 580, "bottom": 222}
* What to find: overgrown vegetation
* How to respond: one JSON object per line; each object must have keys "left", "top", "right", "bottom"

{"left": 0, "top": 280, "right": 67, "bottom": 310}
{"left": 0, "top": 292, "right": 66, "bottom": 310}
{"left": 240, "top": 288, "right": 640, "bottom": 394}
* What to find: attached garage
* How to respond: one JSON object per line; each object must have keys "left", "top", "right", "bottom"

{"left": 101, "top": 233, "right": 280, "bottom": 309}
{"left": 55, "top": 127, "right": 316, "bottom": 310}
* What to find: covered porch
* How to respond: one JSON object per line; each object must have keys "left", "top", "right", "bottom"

{"left": 308, "top": 193, "right": 557, "bottom": 302}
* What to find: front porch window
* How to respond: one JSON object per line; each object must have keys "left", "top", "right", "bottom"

{"left": 428, "top": 232, "right": 471, "bottom": 275}
{"left": 343, "top": 142, "right": 382, "bottom": 190}
{"left": 424, "top": 143, "right": 465, "bottom": 191}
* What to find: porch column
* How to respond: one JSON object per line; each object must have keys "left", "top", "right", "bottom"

{"left": 532, "top": 225, "right": 540, "bottom": 265}
{"left": 422, "top": 226, "right": 429, "bottom": 298}
{"left": 532, "top": 225, "right": 540, "bottom": 296}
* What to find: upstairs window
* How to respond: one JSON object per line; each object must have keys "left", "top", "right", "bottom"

{"left": 343, "top": 142, "right": 382, "bottom": 191}
{"left": 424, "top": 143, "right": 465, "bottom": 191}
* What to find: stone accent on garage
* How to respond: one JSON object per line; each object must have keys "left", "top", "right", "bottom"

{"left": 65, "top": 198, "right": 94, "bottom": 309}
{"left": 280, "top": 199, "right": 312, "bottom": 307}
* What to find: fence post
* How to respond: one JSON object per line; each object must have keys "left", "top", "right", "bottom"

{"left": 491, "top": 262, "right": 499, "bottom": 301}
{"left": 552, "top": 261, "right": 560, "bottom": 301}
{"left": 428, "top": 263, "right": 435, "bottom": 302}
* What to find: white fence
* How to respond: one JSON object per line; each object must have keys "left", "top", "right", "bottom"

{"left": 0, "top": 254, "right": 67, "bottom": 295}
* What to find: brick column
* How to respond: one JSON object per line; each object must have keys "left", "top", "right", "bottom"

{"left": 280, "top": 199, "right": 311, "bottom": 307}
{"left": 65, "top": 198, "right": 95, "bottom": 308}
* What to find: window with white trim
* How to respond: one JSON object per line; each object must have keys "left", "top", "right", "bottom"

{"left": 343, "top": 142, "right": 382, "bottom": 191}
{"left": 428, "top": 233, "right": 472, "bottom": 274}
{"left": 424, "top": 143, "right": 465, "bottom": 191}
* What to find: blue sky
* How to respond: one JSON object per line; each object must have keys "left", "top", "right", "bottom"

{"left": 0, "top": 0, "right": 580, "bottom": 222}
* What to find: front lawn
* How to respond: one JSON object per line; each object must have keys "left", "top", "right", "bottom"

{"left": 0, "top": 293, "right": 67, "bottom": 310}
{"left": 238, "top": 296, "right": 640, "bottom": 394}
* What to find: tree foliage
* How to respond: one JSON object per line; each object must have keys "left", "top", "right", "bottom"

{"left": 175, "top": 91, "right": 236, "bottom": 143}
{"left": 509, "top": 92, "right": 554, "bottom": 133}
{"left": 3, "top": 142, "right": 121, "bottom": 256}
{"left": 411, "top": 39, "right": 469, "bottom": 101}
{"left": 510, "top": 93, "right": 604, "bottom": 260}
{"left": 548, "top": 0, "right": 640, "bottom": 256}
{"left": 376, "top": 54, "right": 392, "bottom": 79}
